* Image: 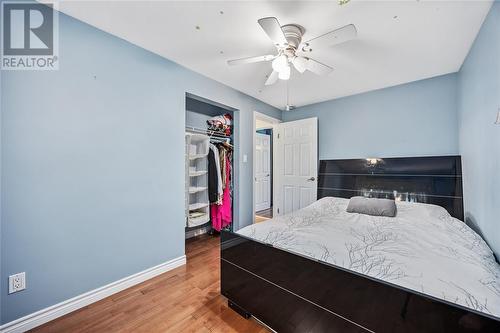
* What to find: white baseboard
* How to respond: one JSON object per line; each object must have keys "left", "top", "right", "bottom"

{"left": 0, "top": 255, "right": 186, "bottom": 333}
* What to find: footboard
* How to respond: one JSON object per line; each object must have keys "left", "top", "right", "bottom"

{"left": 221, "top": 231, "right": 500, "bottom": 333}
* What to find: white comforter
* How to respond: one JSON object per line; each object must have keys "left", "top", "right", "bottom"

{"left": 238, "top": 197, "right": 500, "bottom": 318}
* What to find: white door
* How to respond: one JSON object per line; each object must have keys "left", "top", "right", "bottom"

{"left": 274, "top": 118, "right": 318, "bottom": 216}
{"left": 255, "top": 132, "right": 271, "bottom": 211}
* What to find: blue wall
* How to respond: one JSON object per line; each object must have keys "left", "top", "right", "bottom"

{"left": 283, "top": 74, "right": 459, "bottom": 160}
{"left": 457, "top": 1, "right": 500, "bottom": 257}
{"left": 0, "top": 10, "right": 280, "bottom": 324}
{"left": 186, "top": 110, "right": 212, "bottom": 128}
{"left": 2, "top": 0, "right": 498, "bottom": 326}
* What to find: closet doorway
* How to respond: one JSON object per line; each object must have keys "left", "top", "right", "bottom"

{"left": 253, "top": 112, "right": 281, "bottom": 224}
{"left": 185, "top": 93, "right": 237, "bottom": 239}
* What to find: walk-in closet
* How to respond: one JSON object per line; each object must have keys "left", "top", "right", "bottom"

{"left": 185, "top": 94, "right": 236, "bottom": 239}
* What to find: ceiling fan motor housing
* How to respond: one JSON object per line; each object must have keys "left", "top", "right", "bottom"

{"left": 281, "top": 24, "right": 305, "bottom": 50}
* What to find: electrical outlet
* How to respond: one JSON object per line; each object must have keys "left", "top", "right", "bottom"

{"left": 8, "top": 272, "right": 26, "bottom": 294}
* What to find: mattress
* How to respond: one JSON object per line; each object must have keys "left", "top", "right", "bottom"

{"left": 238, "top": 197, "right": 500, "bottom": 319}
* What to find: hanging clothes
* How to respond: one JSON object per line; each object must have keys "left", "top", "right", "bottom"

{"left": 211, "top": 154, "right": 232, "bottom": 231}
{"left": 219, "top": 147, "right": 227, "bottom": 190}
{"left": 207, "top": 147, "right": 218, "bottom": 204}
{"left": 208, "top": 144, "right": 222, "bottom": 204}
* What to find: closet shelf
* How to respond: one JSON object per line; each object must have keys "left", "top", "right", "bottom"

{"left": 189, "top": 153, "right": 209, "bottom": 160}
{"left": 189, "top": 170, "right": 208, "bottom": 177}
{"left": 188, "top": 213, "right": 210, "bottom": 227}
{"left": 189, "top": 186, "right": 208, "bottom": 194}
{"left": 189, "top": 202, "right": 209, "bottom": 211}
{"left": 185, "top": 130, "right": 210, "bottom": 229}
{"left": 189, "top": 211, "right": 206, "bottom": 219}
{"left": 187, "top": 133, "right": 210, "bottom": 142}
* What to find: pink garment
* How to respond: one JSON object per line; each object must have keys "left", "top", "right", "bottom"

{"left": 211, "top": 156, "right": 232, "bottom": 231}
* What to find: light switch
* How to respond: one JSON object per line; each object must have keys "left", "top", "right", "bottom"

{"left": 243, "top": 154, "right": 248, "bottom": 163}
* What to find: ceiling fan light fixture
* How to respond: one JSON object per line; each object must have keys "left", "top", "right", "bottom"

{"left": 293, "top": 56, "right": 308, "bottom": 73}
{"left": 272, "top": 54, "right": 288, "bottom": 72}
{"left": 278, "top": 65, "right": 291, "bottom": 80}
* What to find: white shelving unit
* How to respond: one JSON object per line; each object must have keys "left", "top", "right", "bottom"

{"left": 185, "top": 133, "right": 210, "bottom": 227}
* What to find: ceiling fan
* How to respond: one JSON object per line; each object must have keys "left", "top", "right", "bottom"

{"left": 227, "top": 17, "right": 357, "bottom": 85}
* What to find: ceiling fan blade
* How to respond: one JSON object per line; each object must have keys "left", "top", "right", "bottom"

{"left": 306, "top": 58, "right": 333, "bottom": 76}
{"left": 258, "top": 17, "right": 288, "bottom": 47}
{"left": 265, "top": 71, "right": 279, "bottom": 86}
{"left": 227, "top": 54, "right": 275, "bottom": 66}
{"left": 302, "top": 24, "right": 357, "bottom": 52}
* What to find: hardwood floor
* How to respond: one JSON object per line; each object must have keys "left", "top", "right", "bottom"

{"left": 254, "top": 215, "right": 269, "bottom": 223}
{"left": 256, "top": 208, "right": 272, "bottom": 219}
{"left": 31, "top": 235, "right": 268, "bottom": 333}
{"left": 255, "top": 207, "right": 272, "bottom": 223}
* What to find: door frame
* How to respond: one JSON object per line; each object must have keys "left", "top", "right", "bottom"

{"left": 253, "top": 111, "right": 281, "bottom": 224}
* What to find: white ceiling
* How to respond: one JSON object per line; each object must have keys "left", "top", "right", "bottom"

{"left": 53, "top": 1, "right": 492, "bottom": 109}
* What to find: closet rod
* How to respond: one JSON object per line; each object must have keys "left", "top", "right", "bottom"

{"left": 185, "top": 126, "right": 231, "bottom": 139}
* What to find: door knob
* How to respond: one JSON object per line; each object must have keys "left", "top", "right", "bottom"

{"left": 307, "top": 177, "right": 316, "bottom": 181}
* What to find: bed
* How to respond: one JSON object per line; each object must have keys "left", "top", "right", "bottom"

{"left": 220, "top": 156, "right": 500, "bottom": 332}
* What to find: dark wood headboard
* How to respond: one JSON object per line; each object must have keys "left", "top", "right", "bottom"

{"left": 318, "top": 156, "right": 464, "bottom": 220}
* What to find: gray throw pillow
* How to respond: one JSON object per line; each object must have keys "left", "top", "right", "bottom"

{"left": 346, "top": 196, "right": 397, "bottom": 217}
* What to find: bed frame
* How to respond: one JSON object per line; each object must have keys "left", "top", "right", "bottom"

{"left": 317, "top": 155, "right": 464, "bottom": 221}
{"left": 221, "top": 156, "right": 500, "bottom": 332}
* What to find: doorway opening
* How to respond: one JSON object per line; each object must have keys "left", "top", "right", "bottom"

{"left": 185, "top": 93, "right": 237, "bottom": 240}
{"left": 253, "top": 112, "right": 281, "bottom": 224}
